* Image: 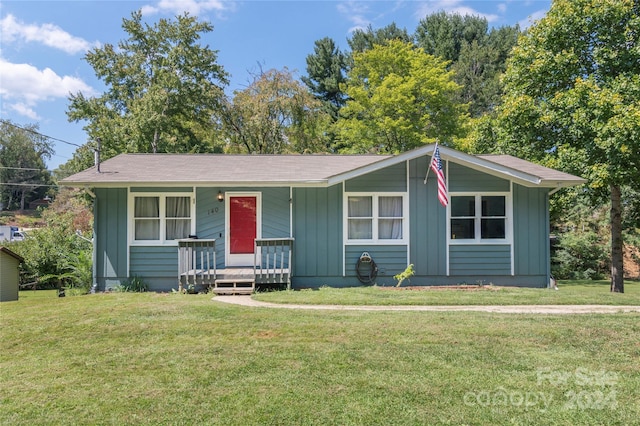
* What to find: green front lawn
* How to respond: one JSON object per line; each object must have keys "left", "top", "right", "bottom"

{"left": 2, "top": 291, "right": 639, "bottom": 425}
{"left": 254, "top": 280, "right": 640, "bottom": 306}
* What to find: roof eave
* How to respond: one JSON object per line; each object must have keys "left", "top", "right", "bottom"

{"left": 60, "top": 179, "right": 331, "bottom": 188}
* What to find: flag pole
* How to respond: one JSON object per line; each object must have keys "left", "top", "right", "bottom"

{"left": 424, "top": 141, "right": 439, "bottom": 184}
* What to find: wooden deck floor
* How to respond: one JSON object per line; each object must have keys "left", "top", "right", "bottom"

{"left": 180, "top": 267, "right": 291, "bottom": 295}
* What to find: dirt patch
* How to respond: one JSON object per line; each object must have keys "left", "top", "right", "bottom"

{"left": 380, "top": 285, "right": 502, "bottom": 291}
{"left": 624, "top": 245, "right": 640, "bottom": 279}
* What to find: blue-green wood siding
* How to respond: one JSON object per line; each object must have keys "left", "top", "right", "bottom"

{"left": 129, "top": 246, "right": 178, "bottom": 291}
{"left": 293, "top": 186, "right": 343, "bottom": 277}
{"left": 345, "top": 162, "right": 406, "bottom": 192}
{"left": 513, "top": 184, "right": 549, "bottom": 278}
{"left": 261, "top": 187, "right": 291, "bottom": 238}
{"left": 449, "top": 245, "right": 511, "bottom": 275}
{"left": 448, "top": 162, "right": 510, "bottom": 192}
{"left": 345, "top": 245, "right": 407, "bottom": 285}
{"left": 196, "top": 187, "right": 226, "bottom": 268}
{"left": 408, "top": 157, "right": 447, "bottom": 275}
{"left": 94, "top": 188, "right": 128, "bottom": 290}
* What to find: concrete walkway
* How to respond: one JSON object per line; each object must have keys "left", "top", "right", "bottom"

{"left": 213, "top": 295, "right": 640, "bottom": 314}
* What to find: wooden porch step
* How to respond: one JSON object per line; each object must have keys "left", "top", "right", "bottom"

{"left": 213, "top": 278, "right": 255, "bottom": 295}
{"left": 214, "top": 279, "right": 255, "bottom": 285}
{"left": 212, "top": 287, "right": 254, "bottom": 295}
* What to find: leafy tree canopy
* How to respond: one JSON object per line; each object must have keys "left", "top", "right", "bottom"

{"left": 67, "top": 11, "right": 229, "bottom": 159}
{"left": 335, "top": 40, "right": 467, "bottom": 154}
{"left": 0, "top": 121, "right": 53, "bottom": 210}
{"left": 222, "top": 68, "right": 331, "bottom": 154}
{"left": 416, "top": 12, "right": 520, "bottom": 117}
{"left": 347, "top": 23, "right": 412, "bottom": 54}
{"left": 475, "top": 0, "right": 640, "bottom": 291}
{"left": 415, "top": 11, "right": 489, "bottom": 63}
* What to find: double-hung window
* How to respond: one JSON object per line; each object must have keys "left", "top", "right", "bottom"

{"left": 132, "top": 194, "right": 193, "bottom": 243}
{"left": 346, "top": 194, "right": 406, "bottom": 243}
{"left": 450, "top": 194, "right": 508, "bottom": 242}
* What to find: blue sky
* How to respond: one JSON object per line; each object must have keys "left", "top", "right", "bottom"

{"left": 1, "top": 0, "right": 550, "bottom": 170}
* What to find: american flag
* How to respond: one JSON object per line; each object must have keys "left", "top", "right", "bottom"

{"left": 431, "top": 146, "right": 448, "bottom": 207}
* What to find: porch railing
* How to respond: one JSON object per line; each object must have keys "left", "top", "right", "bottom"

{"left": 177, "top": 237, "right": 293, "bottom": 292}
{"left": 177, "top": 238, "right": 216, "bottom": 291}
{"left": 254, "top": 238, "right": 294, "bottom": 289}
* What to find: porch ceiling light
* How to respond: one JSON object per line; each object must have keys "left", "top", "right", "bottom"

{"left": 217, "top": 190, "right": 224, "bottom": 202}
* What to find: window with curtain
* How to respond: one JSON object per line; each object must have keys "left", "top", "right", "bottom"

{"left": 133, "top": 194, "right": 193, "bottom": 242}
{"left": 166, "top": 196, "right": 191, "bottom": 240}
{"left": 450, "top": 194, "right": 507, "bottom": 241}
{"left": 347, "top": 194, "right": 405, "bottom": 242}
{"left": 134, "top": 197, "right": 160, "bottom": 240}
{"left": 348, "top": 196, "right": 372, "bottom": 240}
{"left": 378, "top": 196, "right": 403, "bottom": 239}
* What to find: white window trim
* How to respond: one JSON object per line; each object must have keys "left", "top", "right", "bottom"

{"left": 448, "top": 192, "right": 512, "bottom": 245}
{"left": 343, "top": 192, "right": 409, "bottom": 245}
{"left": 128, "top": 191, "right": 196, "bottom": 246}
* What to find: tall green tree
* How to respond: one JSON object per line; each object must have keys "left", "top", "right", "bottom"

{"left": 477, "top": 0, "right": 640, "bottom": 292}
{"left": 335, "top": 40, "right": 467, "bottom": 154}
{"left": 302, "top": 37, "right": 348, "bottom": 122}
{"left": 67, "top": 11, "right": 229, "bottom": 158}
{"left": 222, "top": 68, "right": 331, "bottom": 154}
{"left": 415, "top": 11, "right": 488, "bottom": 63}
{"left": 347, "top": 23, "right": 412, "bottom": 53}
{"left": 0, "top": 121, "right": 53, "bottom": 210}
{"left": 416, "top": 13, "right": 520, "bottom": 117}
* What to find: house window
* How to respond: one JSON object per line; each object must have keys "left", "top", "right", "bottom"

{"left": 450, "top": 194, "right": 507, "bottom": 242}
{"left": 133, "top": 194, "right": 192, "bottom": 243}
{"left": 347, "top": 194, "right": 405, "bottom": 243}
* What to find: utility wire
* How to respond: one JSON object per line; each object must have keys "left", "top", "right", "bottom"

{"left": 0, "top": 119, "right": 85, "bottom": 148}
{"left": 0, "top": 182, "right": 59, "bottom": 187}
{"left": 0, "top": 166, "right": 47, "bottom": 171}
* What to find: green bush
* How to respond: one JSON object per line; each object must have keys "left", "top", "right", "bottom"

{"left": 9, "top": 210, "right": 93, "bottom": 291}
{"left": 552, "top": 231, "right": 609, "bottom": 280}
{"left": 116, "top": 276, "right": 149, "bottom": 293}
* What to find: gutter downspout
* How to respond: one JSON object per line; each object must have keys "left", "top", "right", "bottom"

{"left": 84, "top": 188, "right": 98, "bottom": 293}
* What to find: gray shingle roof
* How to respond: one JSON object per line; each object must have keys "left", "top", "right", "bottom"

{"left": 61, "top": 147, "right": 586, "bottom": 188}
{"left": 61, "top": 153, "right": 391, "bottom": 186}
{"left": 476, "top": 154, "right": 586, "bottom": 184}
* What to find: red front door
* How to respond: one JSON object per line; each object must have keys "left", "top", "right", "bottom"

{"left": 227, "top": 196, "right": 258, "bottom": 265}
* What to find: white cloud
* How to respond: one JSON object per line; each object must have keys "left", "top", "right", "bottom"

{"left": 141, "top": 0, "right": 230, "bottom": 16}
{"left": 519, "top": 9, "right": 546, "bottom": 29}
{"left": 0, "top": 59, "right": 96, "bottom": 119}
{"left": 337, "top": 1, "right": 373, "bottom": 33}
{"left": 8, "top": 102, "right": 40, "bottom": 120}
{"left": 415, "top": 0, "right": 499, "bottom": 23}
{"left": 0, "top": 14, "right": 98, "bottom": 55}
{"left": 497, "top": 3, "right": 507, "bottom": 14}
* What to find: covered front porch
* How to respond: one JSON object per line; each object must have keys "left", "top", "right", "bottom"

{"left": 178, "top": 238, "right": 293, "bottom": 294}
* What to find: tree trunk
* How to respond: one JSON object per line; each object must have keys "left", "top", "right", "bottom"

{"left": 152, "top": 129, "right": 159, "bottom": 154}
{"left": 610, "top": 184, "right": 624, "bottom": 293}
{"left": 20, "top": 188, "right": 26, "bottom": 210}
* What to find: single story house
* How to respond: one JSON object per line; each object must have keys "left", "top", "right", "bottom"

{"left": 1, "top": 247, "right": 23, "bottom": 301}
{"left": 61, "top": 144, "right": 585, "bottom": 292}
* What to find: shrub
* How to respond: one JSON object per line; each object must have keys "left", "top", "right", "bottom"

{"left": 552, "top": 231, "right": 609, "bottom": 280}
{"left": 118, "top": 276, "right": 149, "bottom": 293}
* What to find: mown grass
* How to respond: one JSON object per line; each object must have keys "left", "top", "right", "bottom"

{"left": 1, "top": 291, "right": 639, "bottom": 425}
{"left": 254, "top": 280, "right": 640, "bottom": 306}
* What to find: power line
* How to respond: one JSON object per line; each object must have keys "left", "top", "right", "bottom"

{"left": 0, "top": 119, "right": 85, "bottom": 148}
{"left": 0, "top": 182, "right": 59, "bottom": 187}
{"left": 0, "top": 166, "right": 47, "bottom": 171}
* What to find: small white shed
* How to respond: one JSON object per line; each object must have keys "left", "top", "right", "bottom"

{"left": 0, "top": 247, "right": 23, "bottom": 302}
